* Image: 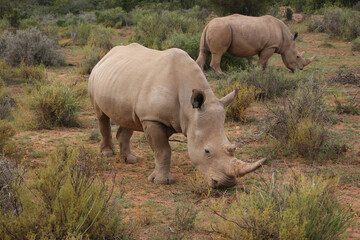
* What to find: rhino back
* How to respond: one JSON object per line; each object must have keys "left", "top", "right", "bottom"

{"left": 89, "top": 43, "right": 209, "bottom": 133}
{"left": 208, "top": 14, "right": 291, "bottom": 57}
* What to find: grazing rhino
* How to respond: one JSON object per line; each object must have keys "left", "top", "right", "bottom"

{"left": 88, "top": 43, "right": 265, "bottom": 188}
{"left": 196, "top": 14, "right": 316, "bottom": 74}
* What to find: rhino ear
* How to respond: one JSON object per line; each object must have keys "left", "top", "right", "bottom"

{"left": 191, "top": 89, "right": 206, "bottom": 109}
{"left": 300, "top": 51, "right": 305, "bottom": 58}
{"left": 293, "top": 32, "right": 298, "bottom": 40}
{"left": 220, "top": 87, "right": 239, "bottom": 108}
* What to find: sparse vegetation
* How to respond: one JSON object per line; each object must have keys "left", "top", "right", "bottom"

{"left": 0, "top": 120, "right": 15, "bottom": 152}
{"left": 202, "top": 172, "right": 353, "bottom": 240}
{"left": 0, "top": 28, "right": 65, "bottom": 66}
{"left": 0, "top": 145, "right": 128, "bottom": 239}
{"left": 217, "top": 82, "right": 259, "bottom": 122}
{"left": 352, "top": 37, "right": 360, "bottom": 51}
{"left": 323, "top": 7, "right": 360, "bottom": 40}
{"left": 266, "top": 79, "right": 346, "bottom": 160}
{"left": 18, "top": 79, "right": 81, "bottom": 129}
{"left": 334, "top": 95, "right": 360, "bottom": 115}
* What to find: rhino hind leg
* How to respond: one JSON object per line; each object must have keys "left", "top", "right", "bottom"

{"left": 196, "top": 50, "right": 209, "bottom": 71}
{"left": 210, "top": 53, "right": 225, "bottom": 75}
{"left": 98, "top": 113, "right": 115, "bottom": 156}
{"left": 116, "top": 127, "right": 137, "bottom": 164}
{"left": 143, "top": 121, "right": 174, "bottom": 185}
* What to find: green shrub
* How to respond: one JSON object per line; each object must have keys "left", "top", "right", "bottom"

{"left": 87, "top": 25, "right": 114, "bottom": 50}
{"left": 308, "top": 19, "right": 326, "bottom": 32}
{"left": 351, "top": 37, "right": 360, "bottom": 51}
{"left": 204, "top": 172, "right": 353, "bottom": 240}
{"left": 95, "top": 7, "right": 130, "bottom": 28}
{"left": 162, "top": 32, "right": 201, "bottom": 59}
{"left": 334, "top": 95, "right": 360, "bottom": 115}
{"left": 266, "top": 79, "right": 344, "bottom": 160}
{"left": 19, "top": 17, "right": 40, "bottom": 30}
{"left": 69, "top": 22, "right": 92, "bottom": 46}
{"left": 324, "top": 7, "right": 360, "bottom": 40}
{"left": 15, "top": 61, "right": 46, "bottom": 84}
{"left": 0, "top": 120, "right": 15, "bottom": 152}
{"left": 0, "top": 94, "right": 15, "bottom": 120}
{"left": 131, "top": 9, "right": 202, "bottom": 49}
{"left": 26, "top": 79, "right": 81, "bottom": 129}
{"left": 216, "top": 82, "right": 259, "bottom": 122}
{"left": 204, "top": 0, "right": 270, "bottom": 16}
{"left": 216, "top": 67, "right": 300, "bottom": 99}
{"left": 0, "top": 61, "right": 13, "bottom": 83}
{"left": 7, "top": 8, "right": 20, "bottom": 28}
{"left": 80, "top": 47, "right": 108, "bottom": 75}
{"left": 0, "top": 28, "right": 65, "bottom": 66}
{"left": 0, "top": 145, "right": 128, "bottom": 239}
{"left": 286, "top": 7, "right": 293, "bottom": 21}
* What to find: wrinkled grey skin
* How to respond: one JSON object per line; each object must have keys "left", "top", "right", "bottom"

{"left": 88, "top": 43, "right": 265, "bottom": 188}
{"left": 196, "top": 14, "right": 316, "bottom": 74}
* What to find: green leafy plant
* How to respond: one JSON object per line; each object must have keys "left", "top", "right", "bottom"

{"left": 204, "top": 172, "right": 354, "bottom": 240}
{"left": 0, "top": 145, "right": 128, "bottom": 239}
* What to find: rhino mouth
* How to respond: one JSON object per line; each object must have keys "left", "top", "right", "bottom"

{"left": 210, "top": 175, "right": 237, "bottom": 189}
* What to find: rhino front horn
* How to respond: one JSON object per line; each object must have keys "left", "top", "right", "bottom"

{"left": 228, "top": 158, "right": 266, "bottom": 177}
{"left": 305, "top": 55, "right": 316, "bottom": 66}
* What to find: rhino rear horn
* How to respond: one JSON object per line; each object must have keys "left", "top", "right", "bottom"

{"left": 191, "top": 89, "right": 206, "bottom": 109}
{"left": 305, "top": 55, "right": 316, "bottom": 66}
{"left": 219, "top": 87, "right": 239, "bottom": 108}
{"left": 228, "top": 158, "right": 266, "bottom": 177}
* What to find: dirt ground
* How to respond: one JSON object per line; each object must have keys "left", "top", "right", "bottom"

{"left": 8, "top": 25, "right": 360, "bottom": 239}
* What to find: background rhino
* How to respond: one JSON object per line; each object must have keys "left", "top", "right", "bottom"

{"left": 196, "top": 14, "right": 316, "bottom": 74}
{"left": 88, "top": 43, "right": 265, "bottom": 188}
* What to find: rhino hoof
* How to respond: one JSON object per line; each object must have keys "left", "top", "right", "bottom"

{"left": 101, "top": 149, "right": 115, "bottom": 157}
{"left": 148, "top": 171, "right": 174, "bottom": 184}
{"left": 122, "top": 154, "right": 137, "bottom": 164}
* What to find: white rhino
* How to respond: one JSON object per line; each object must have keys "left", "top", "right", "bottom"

{"left": 88, "top": 43, "right": 265, "bottom": 188}
{"left": 196, "top": 14, "right": 316, "bottom": 74}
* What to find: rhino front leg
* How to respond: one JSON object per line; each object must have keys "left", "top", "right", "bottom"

{"left": 143, "top": 121, "right": 174, "bottom": 184}
{"left": 116, "top": 127, "right": 137, "bottom": 164}
{"left": 98, "top": 113, "right": 115, "bottom": 156}
{"left": 257, "top": 48, "right": 275, "bottom": 70}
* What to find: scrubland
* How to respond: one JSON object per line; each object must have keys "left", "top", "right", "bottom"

{"left": 0, "top": 1, "right": 360, "bottom": 239}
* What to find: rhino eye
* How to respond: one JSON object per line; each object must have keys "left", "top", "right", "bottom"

{"left": 297, "top": 56, "right": 300, "bottom": 58}
{"left": 205, "top": 149, "right": 210, "bottom": 154}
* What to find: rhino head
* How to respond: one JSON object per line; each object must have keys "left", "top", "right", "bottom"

{"left": 281, "top": 33, "right": 316, "bottom": 72}
{"left": 186, "top": 88, "right": 266, "bottom": 188}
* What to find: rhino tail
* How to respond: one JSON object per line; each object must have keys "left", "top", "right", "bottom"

{"left": 199, "top": 25, "right": 209, "bottom": 54}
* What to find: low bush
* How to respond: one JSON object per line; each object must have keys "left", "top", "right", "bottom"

{"left": 205, "top": 172, "right": 353, "bottom": 239}
{"left": 308, "top": 19, "right": 325, "bottom": 32}
{"left": 266, "top": 79, "right": 345, "bottom": 160}
{"left": 0, "top": 120, "right": 15, "bottom": 152}
{"left": 80, "top": 47, "right": 108, "bottom": 75}
{"left": 0, "top": 145, "right": 128, "bottom": 239}
{"left": 20, "top": 79, "right": 81, "bottom": 129}
{"left": 131, "top": 9, "right": 202, "bottom": 49}
{"left": 323, "top": 7, "right": 360, "bottom": 40}
{"left": 351, "top": 37, "right": 360, "bottom": 51}
{"left": 162, "top": 32, "right": 201, "bottom": 59}
{"left": 216, "top": 67, "right": 300, "bottom": 99}
{"left": 0, "top": 94, "right": 15, "bottom": 120}
{"left": 0, "top": 28, "right": 65, "bottom": 66}
{"left": 87, "top": 25, "right": 114, "bottom": 50}
{"left": 69, "top": 22, "right": 92, "bottom": 46}
{"left": 15, "top": 61, "right": 46, "bottom": 84}
{"left": 334, "top": 95, "right": 360, "bottom": 115}
{"left": 329, "top": 69, "right": 360, "bottom": 86}
{"left": 216, "top": 82, "right": 260, "bottom": 122}
{"left": 95, "top": 7, "right": 130, "bottom": 28}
